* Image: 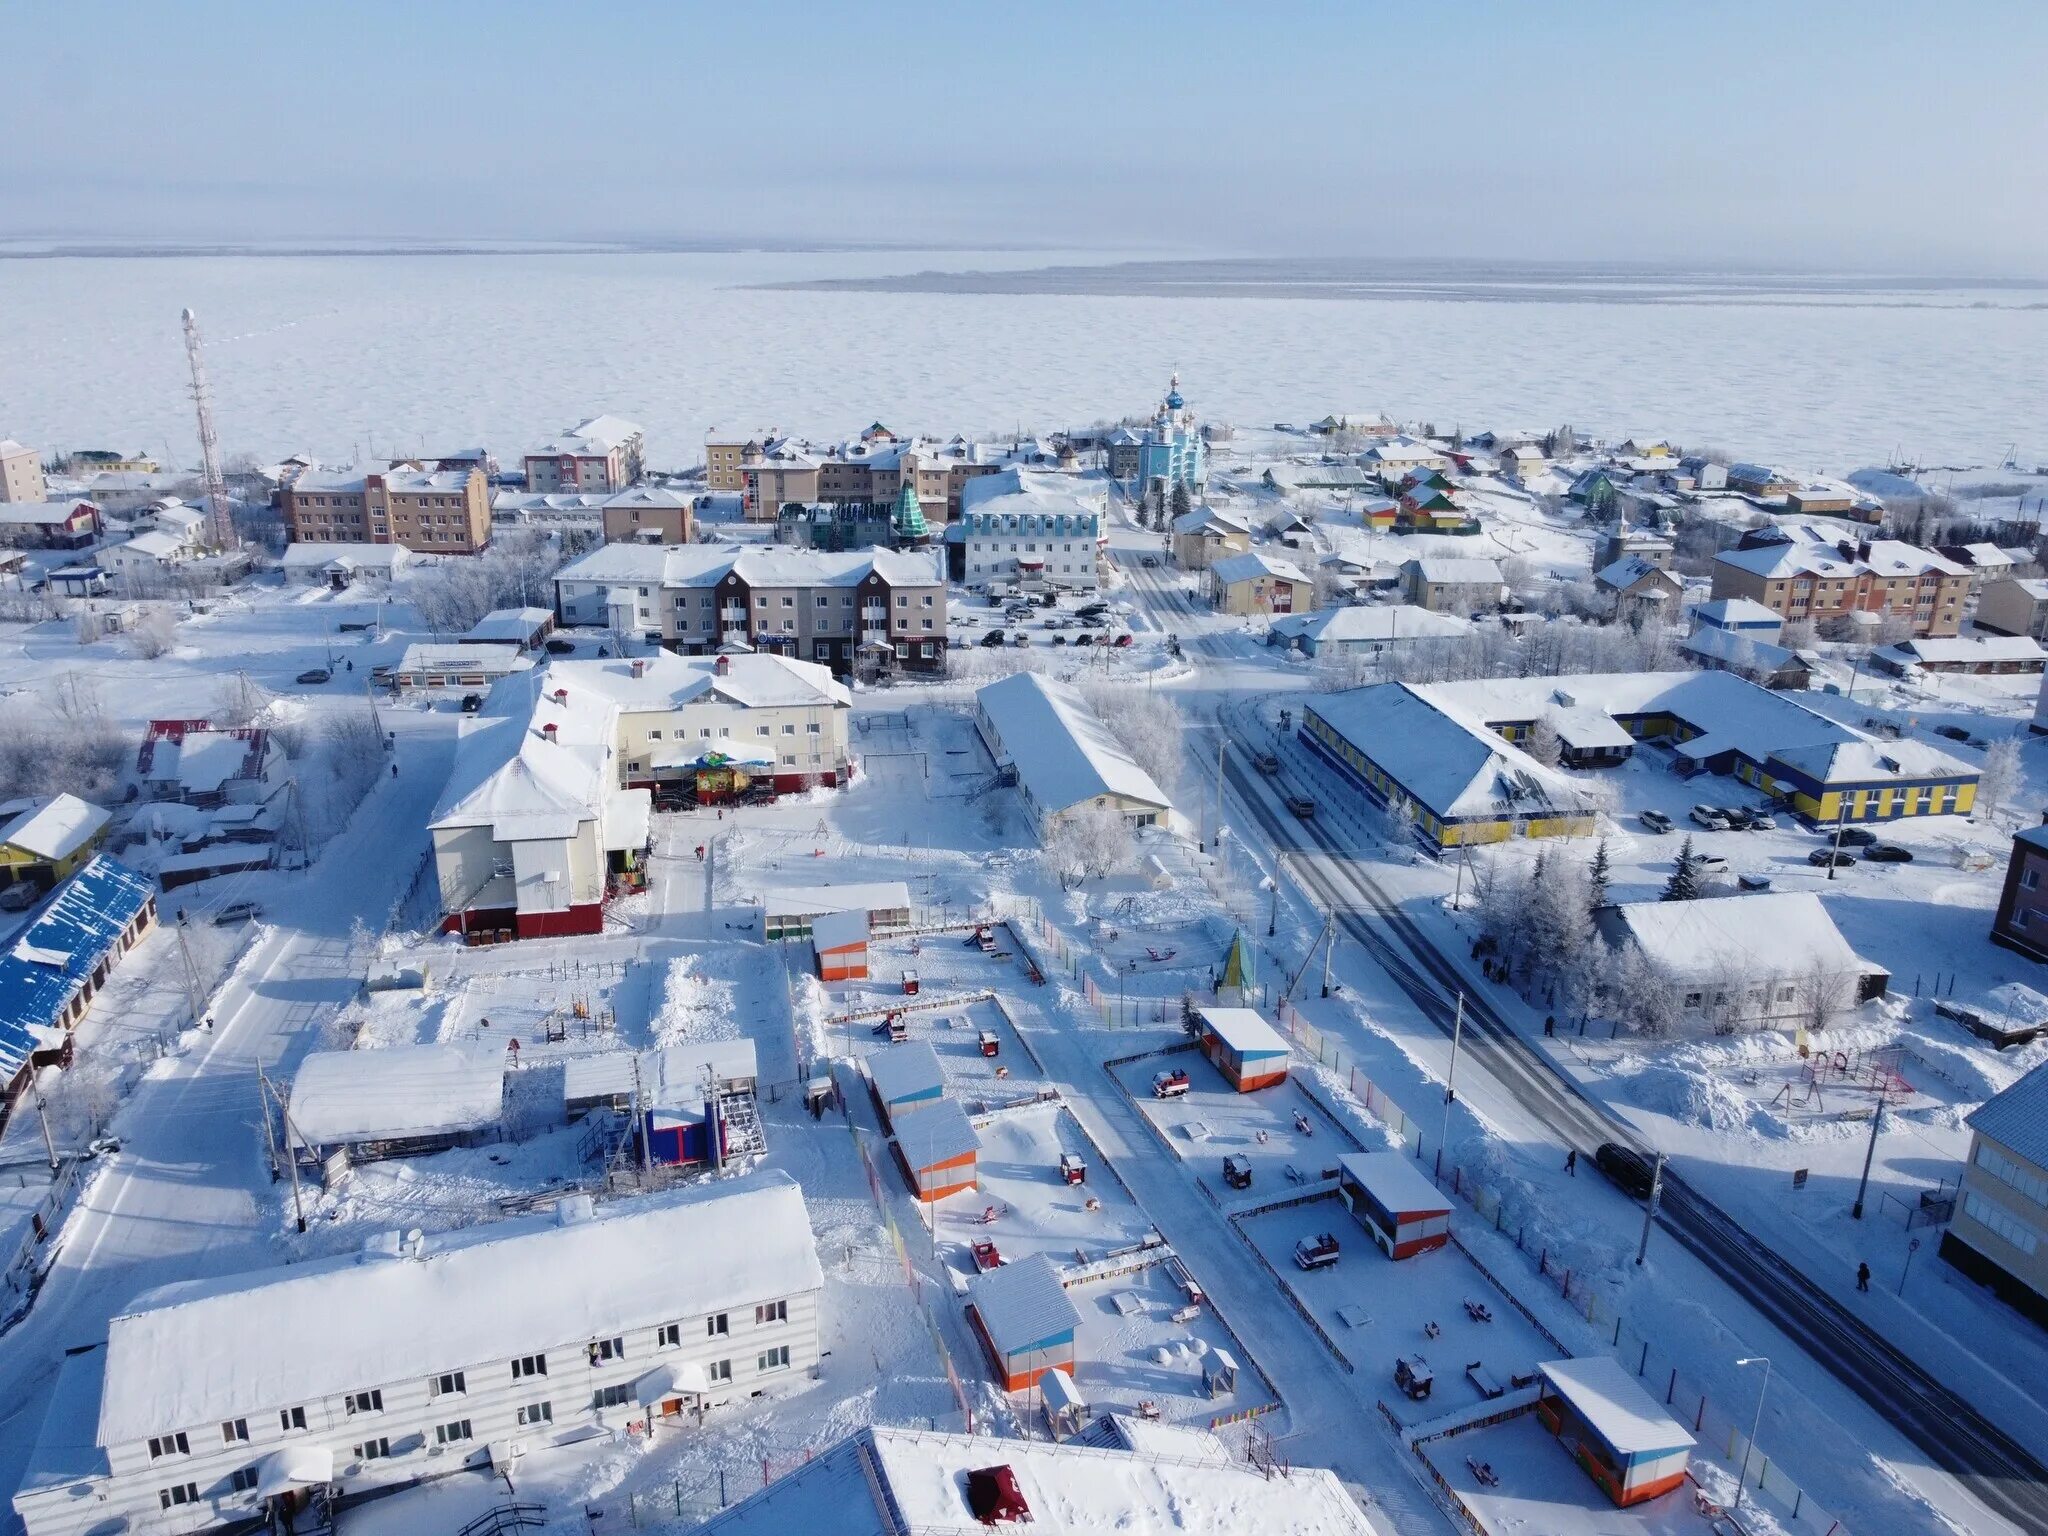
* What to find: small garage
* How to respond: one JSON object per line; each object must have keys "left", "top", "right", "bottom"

{"left": 1336, "top": 1151, "right": 1452, "bottom": 1259}
{"left": 811, "top": 907, "right": 870, "bottom": 982}
{"left": 865, "top": 1042, "right": 946, "bottom": 1130}
{"left": 892, "top": 1098, "right": 980, "bottom": 1202}
{"left": 1193, "top": 1006, "right": 1291, "bottom": 1093}
{"left": 968, "top": 1253, "right": 1081, "bottom": 1393}
{"left": 1536, "top": 1356, "right": 1695, "bottom": 1507}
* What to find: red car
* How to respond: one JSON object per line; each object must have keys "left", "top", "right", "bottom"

{"left": 971, "top": 1240, "right": 1004, "bottom": 1272}
{"left": 1112, "top": 633, "right": 1134, "bottom": 648}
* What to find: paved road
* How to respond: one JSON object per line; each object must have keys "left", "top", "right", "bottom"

{"left": 0, "top": 731, "right": 454, "bottom": 1508}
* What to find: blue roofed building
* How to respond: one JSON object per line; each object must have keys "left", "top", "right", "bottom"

{"left": 0, "top": 857, "right": 157, "bottom": 1100}
{"left": 1136, "top": 374, "right": 1207, "bottom": 497}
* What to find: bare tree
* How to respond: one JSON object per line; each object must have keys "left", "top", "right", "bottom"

{"left": 1044, "top": 807, "right": 1135, "bottom": 885}
{"left": 1524, "top": 713, "right": 1563, "bottom": 767}
{"left": 1794, "top": 960, "right": 1856, "bottom": 1037}
{"left": 1977, "top": 736, "right": 2023, "bottom": 828}
{"left": 127, "top": 606, "right": 180, "bottom": 659}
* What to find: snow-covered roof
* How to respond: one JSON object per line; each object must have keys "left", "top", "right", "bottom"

{"left": 555, "top": 541, "right": 942, "bottom": 591}
{"left": 1210, "top": 551, "right": 1311, "bottom": 587}
{"left": 396, "top": 642, "right": 533, "bottom": 678}
{"left": 145, "top": 727, "right": 273, "bottom": 795}
{"left": 1968, "top": 1061, "right": 2048, "bottom": 1167}
{"left": 810, "top": 907, "right": 869, "bottom": 953}
{"left": 1594, "top": 554, "right": 1675, "bottom": 591}
{"left": 1596, "top": 893, "right": 1880, "bottom": 986}
{"left": 1405, "top": 557, "right": 1503, "bottom": 586}
{"left": 1539, "top": 1357, "right": 1695, "bottom": 1457}
{"left": 1363, "top": 438, "right": 1442, "bottom": 465}
{"left": 1306, "top": 685, "right": 1588, "bottom": 822}
{"left": 113, "top": 529, "right": 187, "bottom": 560}
{"left": 0, "top": 858, "right": 153, "bottom": 1081}
{"left": 1767, "top": 736, "right": 1975, "bottom": 785}
{"left": 958, "top": 466, "right": 1106, "bottom": 524}
{"left": 1716, "top": 537, "right": 1966, "bottom": 581}
{"left": 462, "top": 607, "right": 554, "bottom": 644}
{"left": 562, "top": 1040, "right": 760, "bottom": 1105}
{"left": 280, "top": 540, "right": 408, "bottom": 571}
{"left": 600, "top": 484, "right": 693, "bottom": 510}
{"left": 760, "top": 881, "right": 912, "bottom": 920}
{"left": 565, "top": 414, "right": 644, "bottom": 448}
{"left": 1172, "top": 504, "right": 1253, "bottom": 536}
{"left": 866, "top": 1041, "right": 945, "bottom": 1107}
{"left": 975, "top": 673, "right": 1171, "bottom": 819}
{"left": 1268, "top": 606, "right": 1470, "bottom": 646}
{"left": 893, "top": 1098, "right": 980, "bottom": 1170}
{"left": 1338, "top": 1151, "right": 1452, "bottom": 1217}
{"left": 694, "top": 1420, "right": 1374, "bottom": 1535}
{"left": 0, "top": 499, "right": 96, "bottom": 525}
{"left": 1680, "top": 628, "right": 1803, "bottom": 675}
{"left": 97, "top": 1173, "right": 819, "bottom": 1449}
{"left": 969, "top": 1252, "right": 1080, "bottom": 1353}
{"left": 1692, "top": 597, "right": 1783, "bottom": 629}
{"left": 287, "top": 1045, "right": 505, "bottom": 1147}
{"left": 0, "top": 793, "right": 109, "bottom": 862}
{"left": 1878, "top": 635, "right": 2047, "bottom": 666}
{"left": 1196, "top": 1007, "right": 1289, "bottom": 1058}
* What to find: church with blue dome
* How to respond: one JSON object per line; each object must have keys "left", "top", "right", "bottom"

{"left": 1137, "top": 372, "right": 1208, "bottom": 497}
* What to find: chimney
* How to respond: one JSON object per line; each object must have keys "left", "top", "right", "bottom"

{"left": 715, "top": 655, "right": 730, "bottom": 675}
{"left": 542, "top": 723, "right": 557, "bottom": 742}
{"left": 630, "top": 657, "right": 647, "bottom": 678}
{"left": 552, "top": 687, "right": 568, "bottom": 703}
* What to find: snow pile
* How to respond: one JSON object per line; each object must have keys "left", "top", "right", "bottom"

{"left": 1898, "top": 1006, "right": 2048, "bottom": 1103}
{"left": 1617, "top": 1061, "right": 1789, "bottom": 1140}
{"left": 650, "top": 953, "right": 737, "bottom": 1048}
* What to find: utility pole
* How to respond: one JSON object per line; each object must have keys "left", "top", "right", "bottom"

{"left": 29, "top": 1078, "right": 59, "bottom": 1173}
{"left": 1635, "top": 1152, "right": 1667, "bottom": 1265}
{"left": 631, "top": 1056, "right": 649, "bottom": 1175}
{"left": 266, "top": 1077, "right": 307, "bottom": 1232}
{"left": 172, "top": 910, "right": 206, "bottom": 1028}
{"left": 1435, "top": 993, "right": 1465, "bottom": 1177}
{"left": 180, "top": 308, "right": 236, "bottom": 550}
{"left": 1850, "top": 1096, "right": 1885, "bottom": 1219}
{"left": 256, "top": 1062, "right": 281, "bottom": 1181}
{"left": 1205, "top": 729, "right": 1226, "bottom": 853}
{"left": 1321, "top": 930, "right": 1336, "bottom": 998}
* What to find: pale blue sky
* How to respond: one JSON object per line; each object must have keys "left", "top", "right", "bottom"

{"left": 5, "top": 0, "right": 2043, "bottom": 270}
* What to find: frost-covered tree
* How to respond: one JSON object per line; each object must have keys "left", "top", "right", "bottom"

{"left": 1587, "top": 838, "right": 1611, "bottom": 914}
{"left": 1976, "top": 736, "right": 2024, "bottom": 828}
{"left": 127, "top": 607, "right": 179, "bottom": 660}
{"left": 1662, "top": 836, "right": 1700, "bottom": 902}
{"left": 1044, "top": 807, "right": 1134, "bottom": 885}
{"left": 1524, "top": 713, "right": 1563, "bottom": 767}
{"left": 1795, "top": 959, "right": 1856, "bottom": 1036}
{"left": 1083, "top": 684, "right": 1183, "bottom": 798}
{"left": 1169, "top": 480, "right": 1192, "bottom": 523}
{"left": 214, "top": 671, "right": 276, "bottom": 728}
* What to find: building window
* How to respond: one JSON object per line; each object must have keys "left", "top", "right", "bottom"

{"left": 517, "top": 1401, "right": 553, "bottom": 1426}
{"left": 221, "top": 1419, "right": 248, "bottom": 1445}
{"left": 159, "top": 1483, "right": 201, "bottom": 1511}
{"left": 594, "top": 1383, "right": 632, "bottom": 1410}
{"left": 757, "top": 1345, "right": 791, "bottom": 1373}
{"left": 657, "top": 1322, "right": 681, "bottom": 1349}
{"left": 782, "top": 724, "right": 795, "bottom": 735}
{"left": 149, "top": 1432, "right": 191, "bottom": 1460}
{"left": 2024, "top": 868, "right": 2041, "bottom": 893}
{"left": 436, "top": 1420, "right": 473, "bottom": 1446}
{"left": 1963, "top": 1188, "right": 2041, "bottom": 1254}
{"left": 228, "top": 1466, "right": 260, "bottom": 1494}
{"left": 1977, "top": 1142, "right": 2048, "bottom": 1208}
{"left": 590, "top": 1336, "right": 626, "bottom": 1364}
{"left": 806, "top": 722, "right": 821, "bottom": 734}
{"left": 355, "top": 1437, "right": 391, "bottom": 1461}
{"left": 707, "top": 1313, "right": 729, "bottom": 1336}
{"left": 432, "top": 1371, "right": 466, "bottom": 1397}
{"left": 756, "top": 1299, "right": 788, "bottom": 1325}
{"left": 512, "top": 1353, "right": 548, "bottom": 1380}
{"left": 280, "top": 1406, "right": 307, "bottom": 1433}
{"left": 345, "top": 1389, "right": 383, "bottom": 1415}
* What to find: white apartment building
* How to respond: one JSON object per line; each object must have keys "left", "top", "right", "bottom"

{"left": 958, "top": 467, "right": 1105, "bottom": 591}
{"left": 524, "top": 415, "right": 646, "bottom": 493}
{"left": 13, "top": 1177, "right": 823, "bottom": 1536}
{"left": 0, "top": 438, "right": 47, "bottom": 503}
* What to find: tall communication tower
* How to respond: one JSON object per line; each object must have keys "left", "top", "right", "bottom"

{"left": 180, "top": 307, "right": 236, "bottom": 549}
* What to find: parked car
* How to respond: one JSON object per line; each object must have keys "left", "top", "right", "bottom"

{"left": 1286, "top": 795, "right": 1316, "bottom": 819}
{"left": 1639, "top": 809, "right": 1673, "bottom": 834}
{"left": 1835, "top": 826, "right": 1878, "bottom": 847}
{"left": 1254, "top": 752, "right": 1281, "bottom": 775}
{"left": 460, "top": 693, "right": 485, "bottom": 713}
{"left": 1010, "top": 632, "right": 1030, "bottom": 647}
{"left": 1074, "top": 633, "right": 1095, "bottom": 646}
{"left": 213, "top": 901, "right": 262, "bottom": 925}
{"left": 544, "top": 637, "right": 576, "bottom": 655}
{"left": 1595, "top": 1143, "right": 1656, "bottom": 1200}
{"left": 979, "top": 629, "right": 1007, "bottom": 648}
{"left": 1222, "top": 1155, "right": 1254, "bottom": 1190}
{"left": 1744, "top": 812, "right": 1778, "bottom": 831}
{"left": 1050, "top": 634, "right": 1068, "bottom": 646}
{"left": 1737, "top": 872, "right": 1773, "bottom": 892}
{"left": 0, "top": 883, "right": 41, "bottom": 912}
{"left": 295, "top": 668, "right": 332, "bottom": 685}
{"left": 1934, "top": 724, "right": 1971, "bottom": 742}
{"left": 1152, "top": 1068, "right": 1191, "bottom": 1099}
{"left": 1866, "top": 843, "right": 1914, "bottom": 863}
{"left": 1112, "top": 633, "right": 1134, "bottom": 648}
{"left": 1808, "top": 848, "right": 1858, "bottom": 868}
{"left": 1689, "top": 804, "right": 1728, "bottom": 829}
{"left": 1693, "top": 853, "right": 1729, "bottom": 875}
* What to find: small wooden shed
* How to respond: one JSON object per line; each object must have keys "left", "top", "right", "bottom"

{"left": 865, "top": 1042, "right": 946, "bottom": 1130}
{"left": 811, "top": 907, "right": 870, "bottom": 982}
{"left": 1337, "top": 1151, "right": 1452, "bottom": 1259}
{"left": 1194, "top": 1006, "right": 1291, "bottom": 1093}
{"left": 968, "top": 1253, "right": 1081, "bottom": 1393}
{"left": 893, "top": 1099, "right": 980, "bottom": 1202}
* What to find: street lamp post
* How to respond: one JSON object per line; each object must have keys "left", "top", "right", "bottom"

{"left": 1435, "top": 993, "right": 1465, "bottom": 1177}
{"left": 1734, "top": 1356, "right": 1771, "bottom": 1518}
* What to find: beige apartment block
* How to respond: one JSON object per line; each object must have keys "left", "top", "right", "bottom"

{"left": 0, "top": 440, "right": 45, "bottom": 504}
{"left": 284, "top": 466, "right": 492, "bottom": 554}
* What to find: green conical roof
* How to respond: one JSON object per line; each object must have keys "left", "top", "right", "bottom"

{"left": 1219, "top": 929, "right": 1255, "bottom": 992}
{"left": 892, "top": 480, "right": 928, "bottom": 539}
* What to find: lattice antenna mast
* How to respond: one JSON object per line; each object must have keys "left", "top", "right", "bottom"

{"left": 181, "top": 307, "right": 235, "bottom": 549}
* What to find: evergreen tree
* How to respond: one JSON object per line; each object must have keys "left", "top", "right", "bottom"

{"left": 1661, "top": 836, "right": 1700, "bottom": 902}
{"left": 1170, "top": 479, "right": 1192, "bottom": 522}
{"left": 1588, "top": 838, "right": 1611, "bottom": 915}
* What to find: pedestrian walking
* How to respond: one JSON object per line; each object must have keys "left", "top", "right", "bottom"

{"left": 1856, "top": 1261, "right": 1870, "bottom": 1292}
{"left": 1543, "top": 1015, "right": 1555, "bottom": 1037}
{"left": 391, "top": 762, "right": 399, "bottom": 777}
{"left": 1564, "top": 1149, "right": 1577, "bottom": 1177}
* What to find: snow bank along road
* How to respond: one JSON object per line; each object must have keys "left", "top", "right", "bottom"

{"left": 1211, "top": 709, "right": 2048, "bottom": 1535}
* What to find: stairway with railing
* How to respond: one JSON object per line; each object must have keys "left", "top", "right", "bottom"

{"left": 450, "top": 1502, "right": 546, "bottom": 1536}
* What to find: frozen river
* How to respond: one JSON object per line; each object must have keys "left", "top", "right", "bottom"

{"left": 3, "top": 248, "right": 2043, "bottom": 475}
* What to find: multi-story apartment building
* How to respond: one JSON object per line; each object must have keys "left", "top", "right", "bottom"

{"left": 524, "top": 415, "right": 645, "bottom": 493}
{"left": 599, "top": 485, "right": 695, "bottom": 546}
{"left": 728, "top": 428, "right": 1059, "bottom": 523}
{"left": 1942, "top": 1062, "right": 2048, "bottom": 1326}
{"left": 1991, "top": 822, "right": 2048, "bottom": 962}
{"left": 0, "top": 438, "right": 46, "bottom": 503}
{"left": 12, "top": 1177, "right": 823, "bottom": 1536}
{"left": 555, "top": 544, "right": 948, "bottom": 678}
{"left": 1710, "top": 531, "right": 1970, "bottom": 638}
{"left": 959, "top": 468, "right": 1104, "bottom": 591}
{"left": 283, "top": 467, "right": 492, "bottom": 554}
{"left": 704, "top": 429, "right": 780, "bottom": 493}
